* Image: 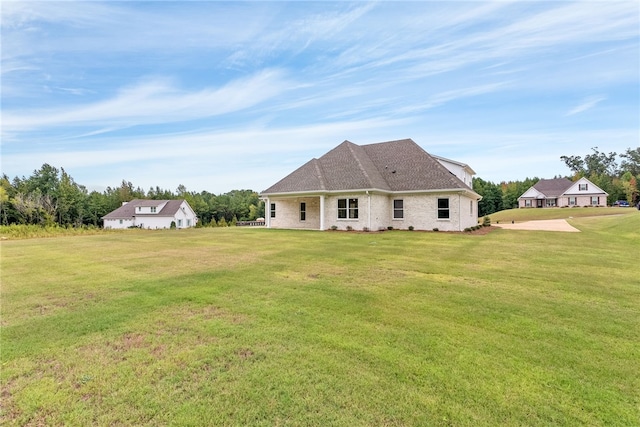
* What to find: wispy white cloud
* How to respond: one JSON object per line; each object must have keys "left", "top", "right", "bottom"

{"left": 566, "top": 95, "right": 607, "bottom": 116}
{"left": 1, "top": 1, "right": 637, "bottom": 193}
{"left": 3, "top": 69, "right": 291, "bottom": 133}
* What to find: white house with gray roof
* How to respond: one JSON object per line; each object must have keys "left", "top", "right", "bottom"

{"left": 260, "top": 139, "right": 481, "bottom": 232}
{"left": 518, "top": 177, "right": 607, "bottom": 208}
{"left": 103, "top": 199, "right": 197, "bottom": 229}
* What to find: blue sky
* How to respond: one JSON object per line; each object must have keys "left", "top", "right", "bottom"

{"left": 2, "top": 1, "right": 638, "bottom": 194}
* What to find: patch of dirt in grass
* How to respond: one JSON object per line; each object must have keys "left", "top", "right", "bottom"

{"left": 236, "top": 348, "right": 255, "bottom": 361}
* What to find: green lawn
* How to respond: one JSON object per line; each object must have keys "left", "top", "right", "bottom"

{"left": 2, "top": 213, "right": 639, "bottom": 426}
{"left": 488, "top": 206, "right": 633, "bottom": 222}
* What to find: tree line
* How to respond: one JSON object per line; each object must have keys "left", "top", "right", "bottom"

{"left": 0, "top": 164, "right": 264, "bottom": 227}
{"left": 2, "top": 146, "right": 638, "bottom": 227}
{"left": 473, "top": 147, "right": 640, "bottom": 217}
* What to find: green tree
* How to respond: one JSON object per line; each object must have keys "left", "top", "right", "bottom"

{"left": 619, "top": 147, "right": 640, "bottom": 176}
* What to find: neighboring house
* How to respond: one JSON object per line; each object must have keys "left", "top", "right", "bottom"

{"left": 260, "top": 139, "right": 481, "bottom": 232}
{"left": 103, "top": 199, "right": 197, "bottom": 229}
{"left": 518, "top": 177, "right": 608, "bottom": 208}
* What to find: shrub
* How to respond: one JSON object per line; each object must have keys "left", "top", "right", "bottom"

{"left": 362, "top": 227, "right": 370, "bottom": 232}
{"left": 170, "top": 221, "right": 177, "bottom": 229}
{"left": 433, "top": 228, "right": 439, "bottom": 232}
{"left": 387, "top": 226, "right": 393, "bottom": 230}
{"left": 408, "top": 225, "right": 414, "bottom": 231}
{"left": 346, "top": 225, "right": 353, "bottom": 231}
{"left": 482, "top": 216, "right": 491, "bottom": 227}
{"left": 464, "top": 227, "right": 471, "bottom": 232}
{"left": 330, "top": 225, "right": 338, "bottom": 231}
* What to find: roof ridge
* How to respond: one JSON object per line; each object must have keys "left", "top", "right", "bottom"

{"left": 311, "top": 159, "right": 327, "bottom": 191}
{"left": 344, "top": 141, "right": 375, "bottom": 188}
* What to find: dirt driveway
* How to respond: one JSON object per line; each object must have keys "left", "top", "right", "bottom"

{"left": 494, "top": 219, "right": 580, "bottom": 232}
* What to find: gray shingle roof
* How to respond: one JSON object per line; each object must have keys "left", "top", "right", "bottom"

{"left": 261, "top": 139, "right": 473, "bottom": 195}
{"left": 532, "top": 178, "right": 573, "bottom": 198}
{"left": 102, "top": 199, "right": 187, "bottom": 219}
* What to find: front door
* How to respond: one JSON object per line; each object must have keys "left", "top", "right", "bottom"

{"left": 537, "top": 200, "right": 543, "bottom": 208}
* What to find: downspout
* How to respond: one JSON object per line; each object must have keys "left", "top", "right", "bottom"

{"left": 366, "top": 191, "right": 371, "bottom": 230}
{"left": 458, "top": 194, "right": 462, "bottom": 231}
{"left": 319, "top": 195, "right": 325, "bottom": 231}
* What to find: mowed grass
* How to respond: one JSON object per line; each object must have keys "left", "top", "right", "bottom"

{"left": 2, "top": 213, "right": 639, "bottom": 426}
{"left": 489, "top": 206, "right": 632, "bottom": 222}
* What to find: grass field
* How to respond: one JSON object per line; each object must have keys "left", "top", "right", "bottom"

{"left": 488, "top": 206, "right": 633, "bottom": 223}
{"left": 2, "top": 211, "right": 639, "bottom": 426}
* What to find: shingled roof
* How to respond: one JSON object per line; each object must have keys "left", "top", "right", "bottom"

{"left": 102, "top": 199, "right": 186, "bottom": 219}
{"left": 261, "top": 139, "right": 472, "bottom": 195}
{"left": 531, "top": 178, "right": 573, "bottom": 198}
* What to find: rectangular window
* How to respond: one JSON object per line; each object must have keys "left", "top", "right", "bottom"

{"left": 177, "top": 219, "right": 183, "bottom": 227}
{"left": 470, "top": 200, "right": 473, "bottom": 216}
{"left": 337, "top": 198, "right": 358, "bottom": 219}
{"left": 151, "top": 206, "right": 157, "bottom": 213}
{"left": 525, "top": 199, "right": 531, "bottom": 207}
{"left": 579, "top": 183, "right": 588, "bottom": 191}
{"left": 300, "top": 202, "right": 306, "bottom": 221}
{"left": 591, "top": 196, "right": 599, "bottom": 205}
{"left": 437, "top": 198, "right": 450, "bottom": 219}
{"left": 119, "top": 219, "right": 123, "bottom": 224}
{"left": 270, "top": 203, "right": 276, "bottom": 218}
{"left": 393, "top": 199, "right": 404, "bottom": 219}
{"left": 569, "top": 196, "right": 576, "bottom": 206}
{"left": 187, "top": 219, "right": 191, "bottom": 226}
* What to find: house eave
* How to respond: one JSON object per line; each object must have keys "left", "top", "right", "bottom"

{"left": 261, "top": 187, "right": 481, "bottom": 200}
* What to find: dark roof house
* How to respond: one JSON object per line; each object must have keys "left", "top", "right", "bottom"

{"left": 261, "top": 139, "right": 481, "bottom": 231}
{"left": 518, "top": 177, "right": 608, "bottom": 208}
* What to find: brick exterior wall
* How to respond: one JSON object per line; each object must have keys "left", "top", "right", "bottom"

{"left": 267, "top": 192, "right": 478, "bottom": 231}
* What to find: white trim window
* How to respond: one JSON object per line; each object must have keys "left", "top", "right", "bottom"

{"left": 524, "top": 199, "right": 532, "bottom": 207}
{"left": 437, "top": 198, "right": 450, "bottom": 219}
{"left": 393, "top": 199, "right": 404, "bottom": 219}
{"left": 338, "top": 198, "right": 358, "bottom": 219}
{"left": 568, "top": 196, "right": 576, "bottom": 206}
{"left": 591, "top": 196, "right": 599, "bottom": 205}
{"left": 270, "top": 203, "right": 276, "bottom": 218}
{"left": 579, "top": 183, "right": 588, "bottom": 191}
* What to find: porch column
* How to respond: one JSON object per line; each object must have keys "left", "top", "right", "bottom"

{"left": 319, "top": 195, "right": 325, "bottom": 230}
{"left": 265, "top": 198, "right": 270, "bottom": 228}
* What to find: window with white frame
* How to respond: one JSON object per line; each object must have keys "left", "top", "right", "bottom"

{"left": 338, "top": 198, "right": 358, "bottom": 219}
{"left": 591, "top": 196, "right": 599, "bottom": 205}
{"left": 393, "top": 199, "right": 404, "bottom": 219}
{"left": 300, "top": 202, "right": 306, "bottom": 221}
{"left": 569, "top": 196, "right": 576, "bottom": 206}
{"left": 525, "top": 199, "right": 531, "bottom": 207}
{"left": 470, "top": 200, "right": 473, "bottom": 216}
{"left": 177, "top": 219, "right": 183, "bottom": 227}
{"left": 151, "top": 206, "right": 157, "bottom": 213}
{"left": 579, "top": 183, "right": 588, "bottom": 191}
{"left": 437, "top": 198, "right": 450, "bottom": 219}
{"left": 270, "top": 203, "right": 276, "bottom": 218}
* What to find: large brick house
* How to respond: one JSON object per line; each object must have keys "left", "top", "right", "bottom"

{"left": 260, "top": 139, "right": 481, "bottom": 231}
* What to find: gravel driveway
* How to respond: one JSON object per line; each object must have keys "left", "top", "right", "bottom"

{"left": 494, "top": 219, "right": 580, "bottom": 232}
